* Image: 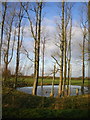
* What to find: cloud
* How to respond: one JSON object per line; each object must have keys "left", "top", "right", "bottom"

{"left": 71, "top": 26, "right": 83, "bottom": 60}
{"left": 42, "top": 20, "right": 87, "bottom": 77}
{"left": 8, "top": 16, "right": 88, "bottom": 77}
{"left": 42, "top": 17, "right": 55, "bottom": 26}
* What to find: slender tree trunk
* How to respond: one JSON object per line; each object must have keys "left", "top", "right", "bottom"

{"left": 4, "top": 46, "right": 9, "bottom": 83}
{"left": 4, "top": 62, "right": 8, "bottom": 83}
{"left": 34, "top": 42, "right": 36, "bottom": 78}
{"left": 81, "top": 27, "right": 86, "bottom": 93}
{"left": 67, "top": 60, "right": 70, "bottom": 94}
{"left": 63, "top": 26, "right": 67, "bottom": 96}
{"left": 4, "top": 17, "right": 13, "bottom": 84}
{"left": 88, "top": 1, "right": 90, "bottom": 81}
{"left": 69, "top": 64, "right": 72, "bottom": 95}
{"left": 58, "top": 1, "right": 64, "bottom": 97}
{"left": 41, "top": 40, "right": 45, "bottom": 95}
{"left": 0, "top": 3, "right": 7, "bottom": 66}
{"left": 63, "top": 5, "right": 68, "bottom": 95}
{"left": 67, "top": 17, "right": 72, "bottom": 96}
{"left": 0, "top": 3, "right": 7, "bottom": 86}
{"left": 50, "top": 65, "right": 55, "bottom": 97}
{"left": 32, "top": 3, "right": 42, "bottom": 95}
{"left": 34, "top": 7, "right": 38, "bottom": 77}
{"left": 15, "top": 19, "right": 21, "bottom": 88}
{"left": 88, "top": 1, "right": 90, "bottom": 94}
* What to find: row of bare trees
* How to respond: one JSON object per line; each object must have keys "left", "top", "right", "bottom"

{"left": 21, "top": 2, "right": 44, "bottom": 95}
{"left": 1, "top": 3, "right": 25, "bottom": 87}
{"left": 2, "top": 3, "right": 16, "bottom": 84}
{"left": 51, "top": 1, "right": 90, "bottom": 97}
{"left": 0, "top": 1, "right": 90, "bottom": 97}
{"left": 51, "top": 2, "right": 73, "bottom": 97}
{"left": 0, "top": 2, "right": 45, "bottom": 93}
{"left": 79, "top": 2, "right": 90, "bottom": 93}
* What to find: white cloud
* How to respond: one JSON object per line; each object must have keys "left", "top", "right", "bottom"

{"left": 71, "top": 26, "right": 83, "bottom": 60}
{"left": 42, "top": 17, "right": 55, "bottom": 26}
{"left": 7, "top": 17, "right": 88, "bottom": 77}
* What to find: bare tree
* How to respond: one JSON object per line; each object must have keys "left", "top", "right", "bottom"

{"left": 32, "top": 2, "right": 43, "bottom": 95}
{"left": 79, "top": 3, "right": 88, "bottom": 93}
{"left": 3, "top": 8, "right": 15, "bottom": 84}
{"left": 0, "top": 3, "right": 7, "bottom": 66}
{"left": 58, "top": 1, "right": 65, "bottom": 97}
{"left": 21, "top": 2, "right": 44, "bottom": 95}
{"left": 40, "top": 28, "right": 49, "bottom": 94}
{"left": 81, "top": 25, "right": 87, "bottom": 93}
{"left": 67, "top": 16, "right": 72, "bottom": 96}
{"left": 52, "top": 2, "right": 73, "bottom": 97}
{"left": 15, "top": 4, "right": 24, "bottom": 88}
{"left": 21, "top": 2, "right": 38, "bottom": 77}
{"left": 41, "top": 37, "right": 46, "bottom": 93}
{"left": 63, "top": 4, "right": 67, "bottom": 95}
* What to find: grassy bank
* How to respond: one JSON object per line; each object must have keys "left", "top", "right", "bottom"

{"left": 2, "top": 87, "right": 90, "bottom": 119}
{"left": 3, "top": 76, "right": 90, "bottom": 88}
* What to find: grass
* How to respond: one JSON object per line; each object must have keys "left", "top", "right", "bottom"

{"left": 3, "top": 76, "right": 90, "bottom": 87}
{"left": 2, "top": 76, "right": 90, "bottom": 119}
{"left": 3, "top": 108, "right": 89, "bottom": 119}
{"left": 2, "top": 87, "right": 90, "bottom": 119}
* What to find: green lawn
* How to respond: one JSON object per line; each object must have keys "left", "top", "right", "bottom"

{"left": 2, "top": 87, "right": 90, "bottom": 119}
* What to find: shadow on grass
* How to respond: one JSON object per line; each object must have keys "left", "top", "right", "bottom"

{"left": 2, "top": 87, "right": 90, "bottom": 119}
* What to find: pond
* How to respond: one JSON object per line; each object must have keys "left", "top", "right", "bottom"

{"left": 17, "top": 85, "right": 90, "bottom": 97}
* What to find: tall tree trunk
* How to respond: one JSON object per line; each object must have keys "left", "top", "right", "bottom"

{"left": 0, "top": 3, "right": 7, "bottom": 85}
{"left": 32, "top": 3, "right": 42, "bottom": 95}
{"left": 50, "top": 65, "right": 55, "bottom": 97}
{"left": 15, "top": 20, "right": 21, "bottom": 88}
{"left": 15, "top": 4, "right": 24, "bottom": 88}
{"left": 67, "top": 17, "right": 72, "bottom": 96}
{"left": 4, "top": 62, "right": 8, "bottom": 84}
{"left": 4, "top": 16, "right": 13, "bottom": 84}
{"left": 34, "top": 6, "right": 38, "bottom": 77}
{"left": 63, "top": 25, "right": 67, "bottom": 96}
{"left": 34, "top": 39, "right": 37, "bottom": 77}
{"left": 63, "top": 5, "right": 67, "bottom": 95}
{"left": 58, "top": 1, "right": 64, "bottom": 97}
{"left": 88, "top": 1, "right": 90, "bottom": 94}
{"left": 41, "top": 39, "right": 45, "bottom": 95}
{"left": 0, "top": 3, "right": 7, "bottom": 66}
{"left": 88, "top": 1, "right": 90, "bottom": 81}
{"left": 67, "top": 60, "right": 70, "bottom": 95}
{"left": 81, "top": 28, "right": 86, "bottom": 93}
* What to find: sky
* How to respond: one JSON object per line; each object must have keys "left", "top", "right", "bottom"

{"left": 2, "top": 2, "right": 88, "bottom": 77}
{"left": 41, "top": 2, "right": 88, "bottom": 77}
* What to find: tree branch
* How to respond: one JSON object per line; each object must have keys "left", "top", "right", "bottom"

{"left": 22, "top": 46, "right": 34, "bottom": 62}
{"left": 51, "top": 55, "right": 61, "bottom": 67}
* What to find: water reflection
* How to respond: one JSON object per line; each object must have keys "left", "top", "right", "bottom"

{"left": 17, "top": 85, "right": 89, "bottom": 97}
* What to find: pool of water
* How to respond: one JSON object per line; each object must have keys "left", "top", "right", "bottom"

{"left": 17, "top": 85, "right": 90, "bottom": 97}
